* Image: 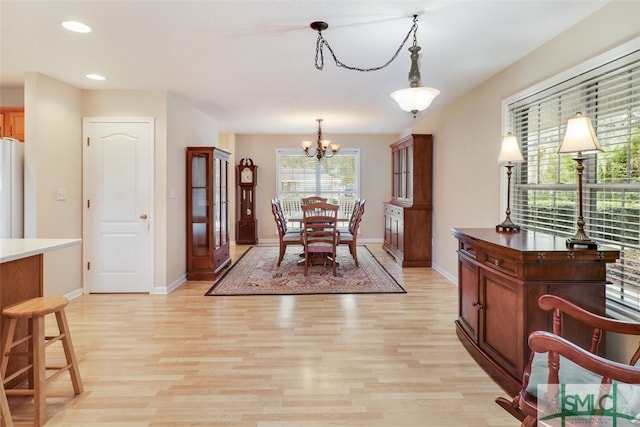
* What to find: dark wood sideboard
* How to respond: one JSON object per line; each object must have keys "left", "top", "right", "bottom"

{"left": 452, "top": 228, "right": 620, "bottom": 396}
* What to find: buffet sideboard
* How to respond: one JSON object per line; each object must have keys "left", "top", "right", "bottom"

{"left": 452, "top": 228, "right": 619, "bottom": 396}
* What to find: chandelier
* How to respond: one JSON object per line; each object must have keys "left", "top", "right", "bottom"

{"left": 311, "top": 14, "right": 439, "bottom": 117}
{"left": 301, "top": 119, "right": 340, "bottom": 160}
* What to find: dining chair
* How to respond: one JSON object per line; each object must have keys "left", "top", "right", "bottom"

{"left": 301, "top": 196, "right": 328, "bottom": 206}
{"left": 301, "top": 202, "right": 339, "bottom": 276}
{"left": 339, "top": 199, "right": 365, "bottom": 266}
{"left": 270, "top": 199, "right": 301, "bottom": 266}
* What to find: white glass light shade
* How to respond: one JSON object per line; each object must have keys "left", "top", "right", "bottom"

{"left": 390, "top": 87, "right": 440, "bottom": 113}
{"left": 320, "top": 139, "right": 330, "bottom": 149}
{"left": 497, "top": 132, "right": 524, "bottom": 164}
{"left": 301, "top": 140, "right": 313, "bottom": 150}
{"left": 62, "top": 21, "right": 91, "bottom": 33}
{"left": 558, "top": 113, "right": 603, "bottom": 154}
{"left": 330, "top": 143, "right": 340, "bottom": 152}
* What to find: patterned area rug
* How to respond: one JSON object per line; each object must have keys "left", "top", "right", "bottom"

{"left": 205, "top": 246, "right": 406, "bottom": 296}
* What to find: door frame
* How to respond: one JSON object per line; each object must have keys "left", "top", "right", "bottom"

{"left": 82, "top": 116, "right": 155, "bottom": 293}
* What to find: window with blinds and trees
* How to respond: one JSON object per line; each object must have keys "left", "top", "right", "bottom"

{"left": 276, "top": 149, "right": 359, "bottom": 227}
{"left": 505, "top": 47, "right": 640, "bottom": 320}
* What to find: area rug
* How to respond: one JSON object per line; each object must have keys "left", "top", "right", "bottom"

{"left": 205, "top": 246, "right": 406, "bottom": 296}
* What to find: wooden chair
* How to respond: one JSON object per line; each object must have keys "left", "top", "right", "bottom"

{"left": 301, "top": 196, "right": 327, "bottom": 206}
{"left": 301, "top": 202, "right": 339, "bottom": 276}
{"left": 271, "top": 199, "right": 301, "bottom": 266}
{"left": 338, "top": 199, "right": 365, "bottom": 266}
{"left": 496, "top": 294, "right": 640, "bottom": 426}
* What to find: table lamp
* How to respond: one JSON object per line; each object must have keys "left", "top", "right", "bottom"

{"left": 557, "top": 112, "right": 603, "bottom": 249}
{"left": 496, "top": 132, "right": 524, "bottom": 231}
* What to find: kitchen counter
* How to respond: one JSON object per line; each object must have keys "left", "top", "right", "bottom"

{"left": 0, "top": 238, "right": 81, "bottom": 263}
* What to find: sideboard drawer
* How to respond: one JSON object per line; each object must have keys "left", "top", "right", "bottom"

{"left": 484, "top": 252, "right": 517, "bottom": 276}
{"left": 458, "top": 239, "right": 477, "bottom": 260}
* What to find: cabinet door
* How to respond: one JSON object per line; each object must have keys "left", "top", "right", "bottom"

{"left": 7, "top": 112, "right": 24, "bottom": 141}
{"left": 188, "top": 151, "right": 212, "bottom": 262}
{"left": 383, "top": 209, "right": 392, "bottom": 246}
{"left": 478, "top": 268, "right": 523, "bottom": 379}
{"left": 458, "top": 254, "right": 479, "bottom": 340}
{"left": 220, "top": 157, "right": 228, "bottom": 245}
{"left": 0, "top": 112, "right": 4, "bottom": 137}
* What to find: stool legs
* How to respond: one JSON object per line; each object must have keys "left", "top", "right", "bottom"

{"left": 54, "top": 310, "right": 83, "bottom": 394}
{"left": 0, "top": 381, "right": 13, "bottom": 427}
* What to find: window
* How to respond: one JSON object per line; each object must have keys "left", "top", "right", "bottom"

{"left": 276, "top": 149, "right": 359, "bottom": 226}
{"left": 505, "top": 46, "right": 640, "bottom": 320}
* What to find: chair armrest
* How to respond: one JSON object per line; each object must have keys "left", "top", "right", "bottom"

{"left": 539, "top": 294, "right": 640, "bottom": 335}
{"left": 529, "top": 331, "right": 640, "bottom": 384}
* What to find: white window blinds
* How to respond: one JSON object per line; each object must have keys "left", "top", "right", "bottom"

{"left": 506, "top": 49, "right": 640, "bottom": 320}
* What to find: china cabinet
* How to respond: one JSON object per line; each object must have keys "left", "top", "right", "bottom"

{"left": 186, "top": 147, "right": 231, "bottom": 280}
{"left": 383, "top": 134, "right": 432, "bottom": 267}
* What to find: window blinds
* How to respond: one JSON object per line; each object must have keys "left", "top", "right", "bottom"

{"left": 507, "top": 49, "right": 640, "bottom": 320}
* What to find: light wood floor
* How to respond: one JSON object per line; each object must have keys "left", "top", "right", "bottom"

{"left": 8, "top": 245, "right": 518, "bottom": 426}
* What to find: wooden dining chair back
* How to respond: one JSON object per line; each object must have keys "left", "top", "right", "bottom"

{"left": 301, "top": 202, "right": 339, "bottom": 276}
{"left": 496, "top": 294, "right": 640, "bottom": 425}
{"left": 271, "top": 199, "right": 301, "bottom": 266}
{"left": 301, "top": 196, "right": 327, "bottom": 206}
{"left": 339, "top": 199, "right": 366, "bottom": 266}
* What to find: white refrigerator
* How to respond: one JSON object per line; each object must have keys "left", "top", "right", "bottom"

{"left": 0, "top": 137, "right": 24, "bottom": 238}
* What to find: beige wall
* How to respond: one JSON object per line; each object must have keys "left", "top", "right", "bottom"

{"left": 410, "top": 0, "right": 640, "bottom": 283}
{"left": 24, "top": 72, "right": 83, "bottom": 297}
{"left": 0, "top": 88, "right": 24, "bottom": 106}
{"left": 82, "top": 90, "right": 171, "bottom": 291}
{"left": 234, "top": 133, "right": 394, "bottom": 243}
{"left": 166, "top": 93, "right": 219, "bottom": 289}
{"left": 16, "top": 86, "right": 220, "bottom": 296}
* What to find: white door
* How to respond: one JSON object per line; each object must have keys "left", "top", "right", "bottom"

{"left": 83, "top": 118, "right": 154, "bottom": 293}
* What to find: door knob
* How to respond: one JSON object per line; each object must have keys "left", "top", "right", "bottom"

{"left": 140, "top": 214, "right": 148, "bottom": 220}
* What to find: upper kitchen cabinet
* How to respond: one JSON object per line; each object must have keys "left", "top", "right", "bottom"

{"left": 0, "top": 108, "right": 25, "bottom": 142}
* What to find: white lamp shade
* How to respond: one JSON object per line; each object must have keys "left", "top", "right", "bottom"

{"left": 390, "top": 87, "right": 440, "bottom": 113}
{"left": 497, "top": 133, "right": 524, "bottom": 163}
{"left": 558, "top": 113, "right": 603, "bottom": 154}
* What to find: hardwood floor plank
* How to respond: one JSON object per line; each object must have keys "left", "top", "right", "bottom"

{"left": 6, "top": 245, "right": 517, "bottom": 426}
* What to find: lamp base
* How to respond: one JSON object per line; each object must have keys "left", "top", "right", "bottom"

{"left": 565, "top": 227, "right": 598, "bottom": 249}
{"left": 496, "top": 217, "right": 521, "bottom": 232}
{"left": 565, "top": 237, "right": 598, "bottom": 249}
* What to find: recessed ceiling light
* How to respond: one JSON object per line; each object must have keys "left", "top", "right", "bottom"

{"left": 86, "top": 74, "right": 106, "bottom": 81}
{"left": 62, "top": 21, "right": 91, "bottom": 33}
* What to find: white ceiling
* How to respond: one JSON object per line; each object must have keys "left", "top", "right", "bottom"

{"left": 0, "top": 0, "right": 610, "bottom": 134}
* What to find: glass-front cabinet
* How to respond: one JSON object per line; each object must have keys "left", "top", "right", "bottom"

{"left": 186, "top": 146, "right": 231, "bottom": 280}
{"left": 383, "top": 134, "right": 433, "bottom": 267}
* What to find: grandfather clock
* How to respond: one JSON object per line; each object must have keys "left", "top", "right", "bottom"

{"left": 237, "top": 158, "right": 258, "bottom": 244}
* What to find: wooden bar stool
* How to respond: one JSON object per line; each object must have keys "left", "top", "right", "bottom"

{"left": 0, "top": 296, "right": 82, "bottom": 427}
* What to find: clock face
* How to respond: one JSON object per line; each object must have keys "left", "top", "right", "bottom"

{"left": 240, "top": 167, "right": 253, "bottom": 184}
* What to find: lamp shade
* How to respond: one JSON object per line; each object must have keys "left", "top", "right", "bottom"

{"left": 558, "top": 112, "right": 603, "bottom": 154}
{"left": 497, "top": 132, "right": 524, "bottom": 163}
{"left": 390, "top": 87, "right": 440, "bottom": 113}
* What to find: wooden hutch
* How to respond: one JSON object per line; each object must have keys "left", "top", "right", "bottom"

{"left": 383, "top": 134, "right": 433, "bottom": 267}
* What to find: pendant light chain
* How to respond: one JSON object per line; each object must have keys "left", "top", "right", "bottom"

{"left": 314, "top": 15, "right": 419, "bottom": 72}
